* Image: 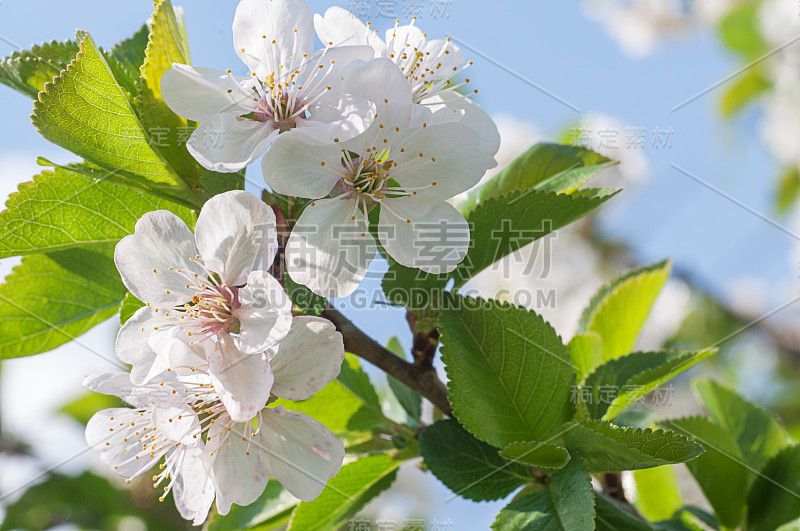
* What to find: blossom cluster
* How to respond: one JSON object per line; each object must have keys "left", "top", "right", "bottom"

{"left": 86, "top": 0, "right": 499, "bottom": 523}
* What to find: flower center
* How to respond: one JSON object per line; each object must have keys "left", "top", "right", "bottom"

{"left": 253, "top": 88, "right": 306, "bottom": 132}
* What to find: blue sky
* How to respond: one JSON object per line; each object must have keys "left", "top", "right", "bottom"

{"left": 0, "top": 0, "right": 794, "bottom": 527}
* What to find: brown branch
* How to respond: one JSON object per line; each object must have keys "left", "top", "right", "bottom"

{"left": 321, "top": 308, "right": 453, "bottom": 417}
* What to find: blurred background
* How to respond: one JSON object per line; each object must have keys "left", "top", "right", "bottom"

{"left": 2, "top": 0, "right": 800, "bottom": 528}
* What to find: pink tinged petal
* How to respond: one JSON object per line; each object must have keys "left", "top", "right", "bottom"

{"left": 148, "top": 331, "right": 209, "bottom": 376}
{"left": 194, "top": 190, "right": 279, "bottom": 286}
{"left": 114, "top": 211, "right": 204, "bottom": 307}
{"left": 293, "top": 92, "right": 376, "bottom": 144}
{"left": 187, "top": 114, "right": 279, "bottom": 173}
{"left": 232, "top": 0, "right": 313, "bottom": 79}
{"left": 334, "top": 58, "right": 412, "bottom": 105}
{"left": 172, "top": 446, "right": 215, "bottom": 526}
{"left": 260, "top": 133, "right": 343, "bottom": 198}
{"left": 161, "top": 64, "right": 258, "bottom": 123}
{"left": 258, "top": 406, "right": 345, "bottom": 501}
{"left": 314, "top": 7, "right": 387, "bottom": 55}
{"left": 236, "top": 271, "right": 293, "bottom": 354}
{"left": 205, "top": 419, "right": 271, "bottom": 516}
{"left": 378, "top": 194, "right": 470, "bottom": 274}
{"left": 116, "top": 306, "right": 169, "bottom": 385}
{"left": 285, "top": 197, "right": 377, "bottom": 298}
{"left": 268, "top": 316, "right": 344, "bottom": 401}
{"left": 392, "top": 120, "right": 490, "bottom": 199}
{"left": 206, "top": 338, "right": 274, "bottom": 423}
{"left": 86, "top": 408, "right": 165, "bottom": 479}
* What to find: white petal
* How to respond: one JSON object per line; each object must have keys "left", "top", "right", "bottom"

{"left": 152, "top": 405, "right": 201, "bottom": 444}
{"left": 115, "top": 211, "right": 203, "bottom": 306}
{"left": 233, "top": 0, "right": 313, "bottom": 78}
{"left": 83, "top": 372, "right": 162, "bottom": 409}
{"left": 335, "top": 58, "right": 412, "bottom": 105}
{"left": 258, "top": 406, "right": 345, "bottom": 501}
{"left": 115, "top": 306, "right": 169, "bottom": 385}
{"left": 286, "top": 197, "right": 376, "bottom": 298}
{"left": 173, "top": 446, "right": 215, "bottom": 526}
{"left": 205, "top": 338, "right": 274, "bottom": 422}
{"left": 392, "top": 120, "right": 490, "bottom": 198}
{"left": 260, "top": 133, "right": 343, "bottom": 198}
{"left": 187, "top": 114, "right": 278, "bottom": 173}
{"left": 86, "top": 408, "right": 165, "bottom": 479}
{"left": 206, "top": 418, "right": 271, "bottom": 515}
{"left": 314, "top": 7, "right": 387, "bottom": 55}
{"left": 293, "top": 92, "right": 376, "bottom": 144}
{"left": 424, "top": 93, "right": 500, "bottom": 163}
{"left": 195, "top": 190, "right": 278, "bottom": 286}
{"left": 269, "top": 317, "right": 343, "bottom": 401}
{"left": 236, "top": 270, "right": 293, "bottom": 354}
{"left": 161, "top": 64, "right": 257, "bottom": 122}
{"left": 378, "top": 194, "right": 469, "bottom": 274}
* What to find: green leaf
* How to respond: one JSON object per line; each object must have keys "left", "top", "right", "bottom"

{"left": 720, "top": 68, "right": 769, "bottom": 118}
{"left": 633, "top": 466, "right": 682, "bottom": 521}
{"left": 0, "top": 164, "right": 195, "bottom": 258}
{"left": 461, "top": 143, "right": 617, "bottom": 216}
{"left": 491, "top": 454, "right": 594, "bottom": 531}
{"left": 208, "top": 479, "right": 298, "bottom": 531}
{"left": 137, "top": 0, "right": 204, "bottom": 188}
{"left": 582, "top": 349, "right": 715, "bottom": 420}
{"left": 658, "top": 416, "right": 748, "bottom": 529}
{"left": 383, "top": 188, "right": 618, "bottom": 308}
{"left": 419, "top": 419, "right": 538, "bottom": 501}
{"left": 60, "top": 391, "right": 125, "bottom": 425}
{"left": 0, "top": 245, "right": 127, "bottom": 359}
{"left": 577, "top": 260, "right": 671, "bottom": 364}
{"left": 110, "top": 24, "right": 149, "bottom": 78}
{"left": 288, "top": 454, "right": 400, "bottom": 531}
{"left": 562, "top": 420, "right": 704, "bottom": 473}
{"left": 31, "top": 31, "right": 197, "bottom": 207}
{"left": 440, "top": 295, "right": 575, "bottom": 448}
{"left": 568, "top": 332, "right": 603, "bottom": 382}
{"left": 385, "top": 337, "right": 422, "bottom": 422}
{"left": 499, "top": 441, "right": 571, "bottom": 471}
{"left": 718, "top": 2, "right": 766, "bottom": 56}
{"left": 120, "top": 292, "right": 144, "bottom": 325}
{"left": 200, "top": 167, "right": 246, "bottom": 199}
{"left": 776, "top": 166, "right": 800, "bottom": 214}
{"left": 0, "top": 39, "right": 79, "bottom": 98}
{"left": 594, "top": 494, "right": 653, "bottom": 531}
{"left": 747, "top": 445, "right": 800, "bottom": 531}
{"left": 338, "top": 352, "right": 382, "bottom": 413}
{"left": 693, "top": 378, "right": 789, "bottom": 471}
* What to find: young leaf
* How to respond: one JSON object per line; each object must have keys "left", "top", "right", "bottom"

{"left": 562, "top": 420, "right": 704, "bottom": 473}
{"left": 137, "top": 0, "right": 203, "bottom": 187}
{"left": 440, "top": 295, "right": 576, "bottom": 448}
{"left": 338, "top": 352, "right": 383, "bottom": 414}
{"left": 419, "top": 419, "right": 539, "bottom": 501}
{"left": 746, "top": 445, "right": 800, "bottom": 531}
{"left": 288, "top": 454, "right": 400, "bottom": 531}
{"left": 491, "top": 454, "right": 595, "bottom": 531}
{"left": 110, "top": 24, "right": 149, "bottom": 76}
{"left": 0, "top": 164, "right": 195, "bottom": 258}
{"left": 582, "top": 349, "right": 715, "bottom": 420}
{"left": 208, "top": 479, "right": 298, "bottom": 531}
{"left": 31, "top": 31, "right": 198, "bottom": 206}
{"left": 460, "top": 143, "right": 617, "bottom": 216}
{"left": 0, "top": 245, "right": 126, "bottom": 359}
{"left": 632, "top": 466, "right": 682, "bottom": 521}
{"left": 577, "top": 260, "right": 671, "bottom": 364}
{"left": 385, "top": 337, "right": 422, "bottom": 422}
{"left": 567, "top": 332, "right": 603, "bottom": 382}
{"left": 499, "top": 441, "right": 571, "bottom": 471}
{"left": 693, "top": 378, "right": 789, "bottom": 472}
{"left": 658, "top": 416, "right": 748, "bottom": 529}
{"left": 0, "top": 39, "right": 79, "bottom": 98}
